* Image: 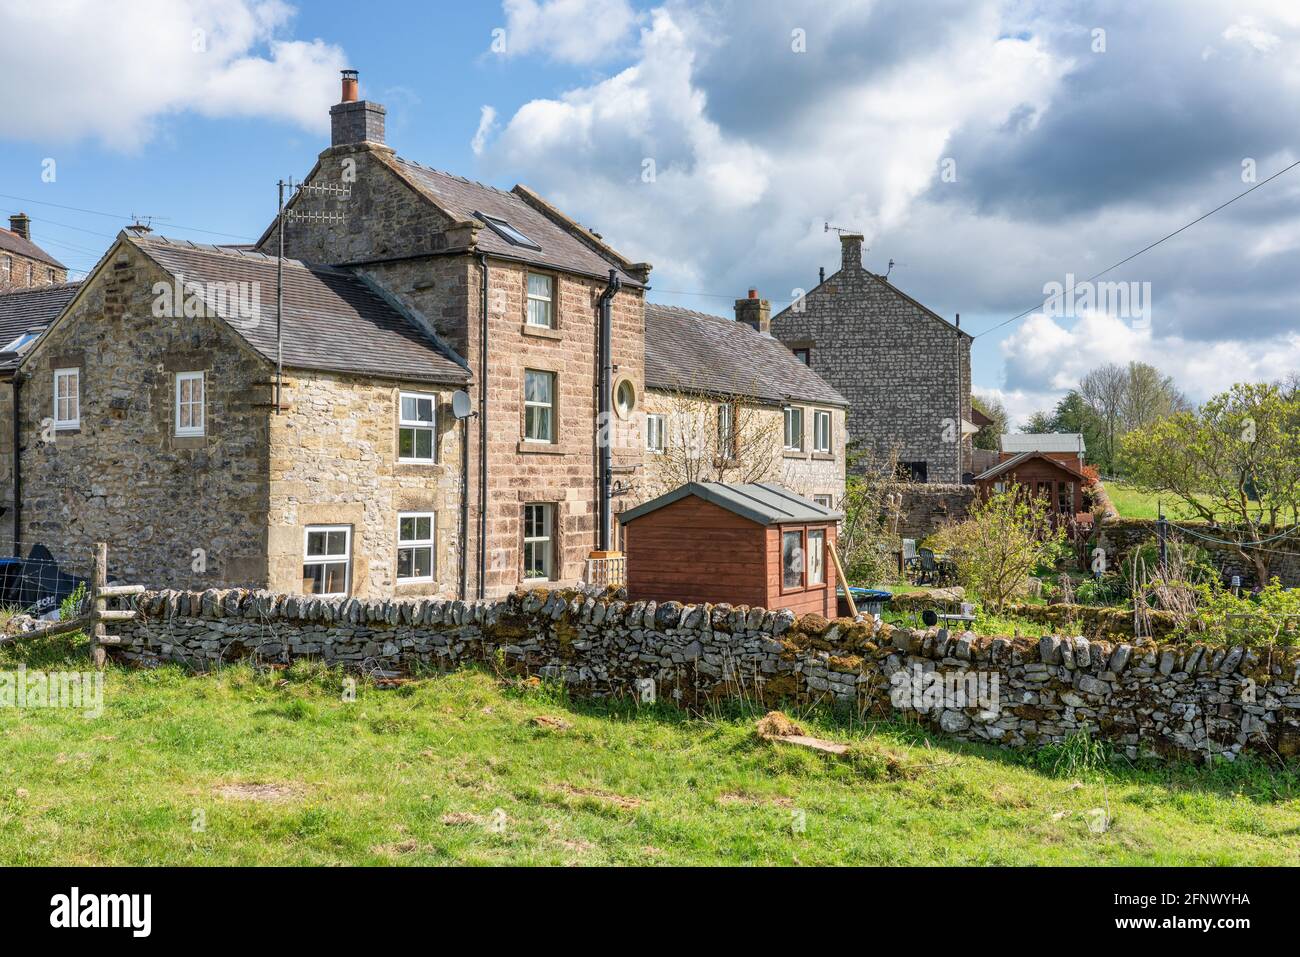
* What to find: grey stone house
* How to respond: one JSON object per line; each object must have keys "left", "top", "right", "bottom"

{"left": 771, "top": 233, "right": 975, "bottom": 483}
{"left": 0, "top": 214, "right": 68, "bottom": 293}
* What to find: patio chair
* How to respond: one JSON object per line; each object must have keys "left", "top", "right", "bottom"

{"left": 902, "top": 538, "right": 919, "bottom": 579}
{"left": 918, "top": 547, "right": 937, "bottom": 585}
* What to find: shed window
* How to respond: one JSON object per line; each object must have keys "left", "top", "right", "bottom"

{"left": 1058, "top": 481, "right": 1074, "bottom": 515}
{"left": 526, "top": 272, "right": 554, "bottom": 327}
{"left": 397, "top": 512, "right": 435, "bottom": 583}
{"left": 783, "top": 407, "right": 803, "bottom": 451}
{"left": 524, "top": 370, "right": 555, "bottom": 442}
{"left": 303, "top": 525, "right": 350, "bottom": 596}
{"left": 782, "top": 530, "right": 804, "bottom": 589}
{"left": 523, "top": 503, "right": 554, "bottom": 580}
{"left": 645, "top": 413, "right": 666, "bottom": 453}
{"left": 807, "top": 529, "right": 826, "bottom": 585}
{"left": 175, "top": 371, "right": 205, "bottom": 436}
{"left": 53, "top": 368, "right": 79, "bottom": 429}
{"left": 813, "top": 410, "right": 831, "bottom": 453}
{"left": 399, "top": 392, "right": 436, "bottom": 462}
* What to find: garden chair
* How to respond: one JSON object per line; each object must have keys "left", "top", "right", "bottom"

{"left": 902, "top": 538, "right": 919, "bottom": 580}
{"left": 918, "top": 547, "right": 937, "bottom": 585}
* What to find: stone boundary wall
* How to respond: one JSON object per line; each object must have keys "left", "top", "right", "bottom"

{"left": 1092, "top": 517, "right": 1300, "bottom": 587}
{"left": 897, "top": 484, "right": 975, "bottom": 541}
{"left": 110, "top": 587, "right": 1300, "bottom": 763}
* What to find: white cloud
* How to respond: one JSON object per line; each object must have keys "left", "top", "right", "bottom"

{"left": 0, "top": 0, "right": 346, "bottom": 150}
{"left": 471, "top": 105, "right": 498, "bottom": 156}
{"left": 1222, "top": 16, "right": 1282, "bottom": 54}
{"left": 497, "top": 0, "right": 638, "bottom": 64}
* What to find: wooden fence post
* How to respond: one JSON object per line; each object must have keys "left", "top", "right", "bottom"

{"left": 90, "top": 542, "right": 108, "bottom": 669}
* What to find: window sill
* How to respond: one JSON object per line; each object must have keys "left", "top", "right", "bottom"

{"left": 521, "top": 323, "right": 562, "bottom": 340}
{"left": 811, "top": 451, "right": 835, "bottom": 461}
{"left": 517, "top": 440, "right": 564, "bottom": 454}
{"left": 783, "top": 450, "right": 810, "bottom": 460}
{"left": 397, "top": 458, "right": 438, "bottom": 466}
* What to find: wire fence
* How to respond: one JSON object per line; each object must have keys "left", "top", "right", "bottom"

{"left": 0, "top": 540, "right": 93, "bottom": 618}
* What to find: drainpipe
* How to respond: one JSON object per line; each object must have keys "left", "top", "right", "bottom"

{"left": 459, "top": 412, "right": 469, "bottom": 600}
{"left": 10, "top": 371, "right": 20, "bottom": 557}
{"left": 477, "top": 253, "right": 489, "bottom": 598}
{"left": 596, "top": 269, "right": 621, "bottom": 552}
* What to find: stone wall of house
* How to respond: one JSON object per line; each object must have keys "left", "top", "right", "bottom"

{"left": 113, "top": 586, "right": 1300, "bottom": 763}
{"left": 1092, "top": 517, "right": 1300, "bottom": 587}
{"left": 267, "top": 370, "right": 463, "bottom": 599}
{"left": 771, "top": 235, "right": 973, "bottom": 483}
{"left": 636, "top": 392, "right": 846, "bottom": 509}
{"left": 16, "top": 241, "right": 273, "bottom": 589}
{"left": 0, "top": 250, "right": 66, "bottom": 294}
{"left": 0, "top": 379, "right": 12, "bottom": 553}
{"left": 896, "top": 484, "right": 975, "bottom": 541}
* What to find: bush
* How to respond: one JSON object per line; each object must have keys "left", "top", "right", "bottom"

{"left": 1185, "top": 579, "right": 1300, "bottom": 645}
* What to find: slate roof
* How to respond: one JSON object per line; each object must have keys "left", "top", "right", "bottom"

{"left": 644, "top": 303, "right": 848, "bottom": 407}
{"left": 130, "top": 235, "right": 468, "bottom": 385}
{"left": 389, "top": 159, "right": 645, "bottom": 286}
{"left": 0, "top": 226, "right": 65, "bottom": 270}
{"left": 974, "top": 450, "right": 1087, "bottom": 483}
{"left": 620, "top": 481, "right": 843, "bottom": 526}
{"left": 0, "top": 282, "right": 80, "bottom": 372}
{"left": 1000, "top": 432, "right": 1085, "bottom": 455}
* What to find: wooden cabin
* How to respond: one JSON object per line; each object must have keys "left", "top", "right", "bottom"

{"left": 619, "top": 483, "right": 841, "bottom": 617}
{"left": 973, "top": 450, "right": 1087, "bottom": 518}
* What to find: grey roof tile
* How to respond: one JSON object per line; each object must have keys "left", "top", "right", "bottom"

{"left": 0, "top": 282, "right": 81, "bottom": 371}
{"left": 0, "top": 227, "right": 65, "bottom": 269}
{"left": 132, "top": 236, "right": 468, "bottom": 385}
{"left": 644, "top": 302, "right": 847, "bottom": 407}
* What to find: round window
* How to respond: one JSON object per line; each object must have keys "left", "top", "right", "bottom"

{"left": 614, "top": 377, "right": 636, "bottom": 419}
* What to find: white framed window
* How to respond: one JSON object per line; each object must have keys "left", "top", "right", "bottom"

{"left": 526, "top": 272, "right": 554, "bottom": 328}
{"left": 524, "top": 370, "right": 555, "bottom": 442}
{"left": 397, "top": 512, "right": 435, "bottom": 583}
{"left": 523, "top": 503, "right": 554, "bottom": 580}
{"left": 175, "top": 371, "right": 205, "bottom": 437}
{"left": 781, "top": 529, "right": 804, "bottom": 590}
{"left": 807, "top": 529, "right": 826, "bottom": 585}
{"left": 717, "top": 402, "right": 735, "bottom": 459}
{"left": 784, "top": 406, "right": 803, "bottom": 451}
{"left": 303, "top": 525, "right": 351, "bottom": 596}
{"left": 1, "top": 256, "right": 9, "bottom": 282}
{"left": 813, "top": 494, "right": 834, "bottom": 509}
{"left": 398, "top": 391, "right": 436, "bottom": 462}
{"left": 53, "top": 368, "right": 79, "bottom": 429}
{"left": 645, "top": 412, "right": 666, "bottom": 453}
{"left": 813, "top": 409, "right": 831, "bottom": 453}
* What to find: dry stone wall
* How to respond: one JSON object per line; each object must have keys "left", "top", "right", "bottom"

{"left": 1093, "top": 517, "right": 1300, "bottom": 587}
{"left": 113, "top": 586, "right": 1300, "bottom": 763}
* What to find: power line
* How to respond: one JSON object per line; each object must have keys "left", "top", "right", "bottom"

{"left": 0, "top": 191, "right": 257, "bottom": 241}
{"left": 971, "top": 157, "right": 1300, "bottom": 340}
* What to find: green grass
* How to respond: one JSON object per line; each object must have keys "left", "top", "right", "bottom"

{"left": 1106, "top": 482, "right": 1222, "bottom": 521}
{"left": 1, "top": 634, "right": 1299, "bottom": 865}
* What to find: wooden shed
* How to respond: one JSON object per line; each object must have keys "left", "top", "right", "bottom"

{"left": 974, "top": 450, "right": 1087, "bottom": 518}
{"left": 619, "top": 483, "right": 841, "bottom": 616}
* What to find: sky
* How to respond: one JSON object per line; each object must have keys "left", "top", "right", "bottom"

{"left": 1, "top": 0, "right": 1298, "bottom": 427}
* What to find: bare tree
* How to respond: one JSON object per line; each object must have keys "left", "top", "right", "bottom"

{"left": 1080, "top": 362, "right": 1128, "bottom": 470}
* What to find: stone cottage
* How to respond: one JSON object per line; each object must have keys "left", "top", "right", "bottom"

{"left": 1, "top": 214, "right": 67, "bottom": 293}
{"left": 637, "top": 297, "right": 847, "bottom": 516}
{"left": 771, "top": 233, "right": 976, "bottom": 483}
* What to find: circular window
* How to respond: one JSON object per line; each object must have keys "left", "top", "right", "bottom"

{"left": 613, "top": 377, "right": 637, "bottom": 419}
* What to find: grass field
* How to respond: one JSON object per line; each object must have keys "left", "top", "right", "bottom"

{"left": 1104, "top": 482, "right": 1220, "bottom": 521}
{"left": 1, "top": 633, "right": 1299, "bottom": 866}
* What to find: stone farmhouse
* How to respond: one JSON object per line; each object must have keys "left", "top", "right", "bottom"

{"left": 4, "top": 71, "right": 849, "bottom": 602}
{"left": 639, "top": 298, "right": 847, "bottom": 511}
{"left": 771, "top": 232, "right": 976, "bottom": 483}
{"left": 1, "top": 214, "right": 68, "bottom": 293}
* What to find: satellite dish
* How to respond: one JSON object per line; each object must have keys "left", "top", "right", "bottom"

{"left": 451, "top": 390, "right": 474, "bottom": 419}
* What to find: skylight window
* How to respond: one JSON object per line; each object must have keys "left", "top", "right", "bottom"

{"left": 1, "top": 327, "right": 43, "bottom": 354}
{"left": 476, "top": 212, "right": 541, "bottom": 251}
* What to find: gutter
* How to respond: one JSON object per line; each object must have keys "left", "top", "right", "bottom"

{"left": 596, "top": 269, "right": 621, "bottom": 551}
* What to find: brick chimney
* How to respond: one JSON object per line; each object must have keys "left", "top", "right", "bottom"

{"left": 9, "top": 213, "right": 30, "bottom": 240}
{"left": 329, "top": 69, "right": 386, "bottom": 147}
{"left": 840, "top": 232, "right": 864, "bottom": 272}
{"left": 735, "top": 288, "right": 771, "bottom": 335}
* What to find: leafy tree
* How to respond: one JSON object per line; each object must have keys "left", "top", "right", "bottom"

{"left": 1021, "top": 410, "right": 1056, "bottom": 434}
{"left": 971, "top": 394, "right": 1008, "bottom": 451}
{"left": 838, "top": 445, "right": 914, "bottom": 585}
{"left": 933, "top": 487, "right": 1065, "bottom": 613}
{"left": 1121, "top": 381, "right": 1300, "bottom": 583}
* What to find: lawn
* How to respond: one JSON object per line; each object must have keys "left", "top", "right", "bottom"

{"left": 1105, "top": 481, "right": 1222, "bottom": 521}
{"left": 1, "top": 634, "right": 1298, "bottom": 866}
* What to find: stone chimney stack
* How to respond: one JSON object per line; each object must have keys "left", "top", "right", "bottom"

{"left": 9, "top": 213, "right": 30, "bottom": 240}
{"left": 735, "top": 288, "right": 771, "bottom": 335}
{"left": 840, "top": 232, "right": 864, "bottom": 272}
{"left": 329, "top": 69, "right": 386, "bottom": 147}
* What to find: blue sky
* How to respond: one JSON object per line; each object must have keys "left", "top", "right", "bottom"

{"left": 3, "top": 0, "right": 1299, "bottom": 426}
